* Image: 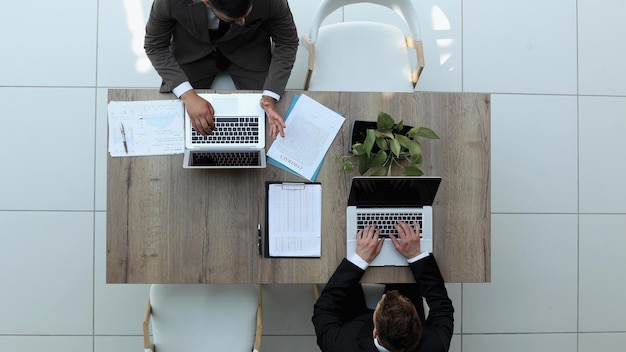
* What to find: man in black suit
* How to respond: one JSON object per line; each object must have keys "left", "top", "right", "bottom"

{"left": 313, "top": 222, "right": 454, "bottom": 352}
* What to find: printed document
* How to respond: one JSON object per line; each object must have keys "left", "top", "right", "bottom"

{"left": 267, "top": 95, "right": 344, "bottom": 181}
{"left": 107, "top": 100, "right": 185, "bottom": 157}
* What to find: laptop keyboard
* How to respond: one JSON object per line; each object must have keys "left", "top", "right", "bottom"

{"left": 191, "top": 151, "right": 261, "bottom": 167}
{"left": 191, "top": 116, "right": 260, "bottom": 144}
{"left": 356, "top": 212, "right": 423, "bottom": 237}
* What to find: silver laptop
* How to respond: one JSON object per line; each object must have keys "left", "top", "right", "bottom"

{"left": 346, "top": 176, "right": 441, "bottom": 266}
{"left": 183, "top": 93, "right": 267, "bottom": 169}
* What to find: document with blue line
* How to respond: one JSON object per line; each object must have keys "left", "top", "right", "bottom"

{"left": 267, "top": 94, "right": 345, "bottom": 181}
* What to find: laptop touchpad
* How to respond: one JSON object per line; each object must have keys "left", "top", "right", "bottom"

{"left": 212, "top": 97, "right": 238, "bottom": 114}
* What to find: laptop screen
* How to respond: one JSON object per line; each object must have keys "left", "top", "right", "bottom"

{"left": 347, "top": 176, "right": 441, "bottom": 208}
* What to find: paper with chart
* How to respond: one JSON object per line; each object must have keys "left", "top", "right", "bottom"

{"left": 267, "top": 183, "right": 322, "bottom": 257}
{"left": 267, "top": 94, "right": 345, "bottom": 181}
{"left": 107, "top": 100, "right": 185, "bottom": 157}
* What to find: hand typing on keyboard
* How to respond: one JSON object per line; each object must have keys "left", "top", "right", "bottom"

{"left": 389, "top": 221, "right": 422, "bottom": 259}
{"left": 181, "top": 90, "right": 216, "bottom": 136}
{"left": 355, "top": 225, "right": 384, "bottom": 264}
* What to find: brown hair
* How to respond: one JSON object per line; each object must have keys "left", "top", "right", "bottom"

{"left": 374, "top": 290, "right": 422, "bottom": 352}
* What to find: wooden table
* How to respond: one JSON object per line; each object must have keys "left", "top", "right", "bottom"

{"left": 107, "top": 89, "right": 490, "bottom": 283}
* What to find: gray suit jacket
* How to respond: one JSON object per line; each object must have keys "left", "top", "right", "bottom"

{"left": 144, "top": 0, "right": 299, "bottom": 95}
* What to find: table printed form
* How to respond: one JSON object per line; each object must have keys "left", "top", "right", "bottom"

{"left": 267, "top": 183, "right": 322, "bottom": 257}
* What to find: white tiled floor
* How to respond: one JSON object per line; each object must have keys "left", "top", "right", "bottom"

{"left": 579, "top": 215, "right": 626, "bottom": 332}
{"left": 462, "top": 0, "right": 578, "bottom": 95}
{"left": 463, "top": 214, "right": 578, "bottom": 334}
{"left": 94, "top": 336, "right": 143, "bottom": 352}
{"left": 0, "top": 88, "right": 96, "bottom": 211}
{"left": 0, "top": 2, "right": 97, "bottom": 87}
{"left": 463, "top": 334, "right": 578, "bottom": 352}
{"left": 579, "top": 96, "right": 626, "bottom": 213}
{"left": 0, "top": 336, "right": 93, "bottom": 352}
{"left": 2, "top": 0, "right": 626, "bottom": 351}
{"left": 578, "top": 0, "right": 626, "bottom": 96}
{"left": 97, "top": 0, "right": 159, "bottom": 88}
{"left": 579, "top": 333, "right": 626, "bottom": 352}
{"left": 0, "top": 212, "right": 94, "bottom": 335}
{"left": 490, "top": 94, "right": 578, "bottom": 214}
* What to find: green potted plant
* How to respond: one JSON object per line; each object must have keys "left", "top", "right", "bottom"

{"left": 336, "top": 112, "right": 439, "bottom": 176}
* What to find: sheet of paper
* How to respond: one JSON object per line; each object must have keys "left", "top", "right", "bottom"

{"left": 267, "top": 183, "right": 322, "bottom": 257}
{"left": 107, "top": 100, "right": 185, "bottom": 157}
{"left": 267, "top": 94, "right": 344, "bottom": 181}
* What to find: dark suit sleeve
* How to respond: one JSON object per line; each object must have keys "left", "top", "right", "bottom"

{"left": 144, "top": 0, "right": 190, "bottom": 92}
{"left": 312, "top": 259, "right": 366, "bottom": 352}
{"left": 410, "top": 255, "right": 454, "bottom": 351}
{"left": 262, "top": 0, "right": 299, "bottom": 96}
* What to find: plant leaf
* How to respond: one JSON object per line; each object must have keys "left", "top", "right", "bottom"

{"left": 377, "top": 112, "right": 395, "bottom": 131}
{"left": 390, "top": 138, "right": 401, "bottom": 157}
{"left": 403, "top": 165, "right": 424, "bottom": 176}
{"left": 395, "top": 134, "right": 412, "bottom": 149}
{"left": 369, "top": 150, "right": 388, "bottom": 167}
{"left": 358, "top": 154, "right": 371, "bottom": 175}
{"left": 398, "top": 151, "right": 411, "bottom": 158}
{"left": 393, "top": 120, "right": 404, "bottom": 132}
{"left": 374, "top": 130, "right": 394, "bottom": 139}
{"left": 363, "top": 129, "right": 376, "bottom": 157}
{"left": 342, "top": 160, "right": 354, "bottom": 172}
{"left": 407, "top": 140, "right": 422, "bottom": 161}
{"left": 375, "top": 137, "right": 389, "bottom": 151}
{"left": 411, "top": 127, "right": 440, "bottom": 139}
{"left": 409, "top": 153, "right": 423, "bottom": 165}
{"left": 352, "top": 143, "right": 366, "bottom": 156}
{"left": 371, "top": 167, "right": 387, "bottom": 176}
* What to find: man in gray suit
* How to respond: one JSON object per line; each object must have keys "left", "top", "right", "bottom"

{"left": 144, "top": 0, "right": 299, "bottom": 138}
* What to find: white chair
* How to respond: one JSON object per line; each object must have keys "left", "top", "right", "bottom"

{"left": 212, "top": 72, "right": 237, "bottom": 90}
{"left": 301, "top": 0, "right": 425, "bottom": 92}
{"left": 143, "top": 284, "right": 262, "bottom": 352}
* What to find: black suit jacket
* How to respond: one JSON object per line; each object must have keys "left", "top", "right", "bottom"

{"left": 313, "top": 256, "right": 454, "bottom": 352}
{"left": 144, "top": 0, "right": 298, "bottom": 94}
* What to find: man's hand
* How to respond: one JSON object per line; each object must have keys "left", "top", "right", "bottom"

{"left": 356, "top": 225, "right": 384, "bottom": 263}
{"left": 260, "top": 95, "right": 286, "bottom": 139}
{"left": 389, "top": 221, "right": 422, "bottom": 259}
{"left": 181, "top": 90, "right": 215, "bottom": 136}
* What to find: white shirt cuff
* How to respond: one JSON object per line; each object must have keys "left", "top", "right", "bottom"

{"left": 347, "top": 253, "right": 369, "bottom": 270}
{"left": 173, "top": 81, "right": 194, "bottom": 98}
{"left": 407, "top": 251, "right": 429, "bottom": 264}
{"left": 262, "top": 90, "right": 280, "bottom": 101}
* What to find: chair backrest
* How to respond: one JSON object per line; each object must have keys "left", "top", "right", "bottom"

{"left": 302, "top": 0, "right": 424, "bottom": 91}
{"left": 149, "top": 284, "right": 259, "bottom": 352}
{"left": 212, "top": 72, "right": 237, "bottom": 90}
{"left": 307, "top": 0, "right": 422, "bottom": 45}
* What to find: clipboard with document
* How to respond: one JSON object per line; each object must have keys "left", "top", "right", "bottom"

{"left": 265, "top": 182, "right": 322, "bottom": 258}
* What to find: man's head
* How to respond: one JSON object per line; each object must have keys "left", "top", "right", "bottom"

{"left": 373, "top": 290, "right": 422, "bottom": 352}
{"left": 204, "top": 0, "right": 254, "bottom": 22}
